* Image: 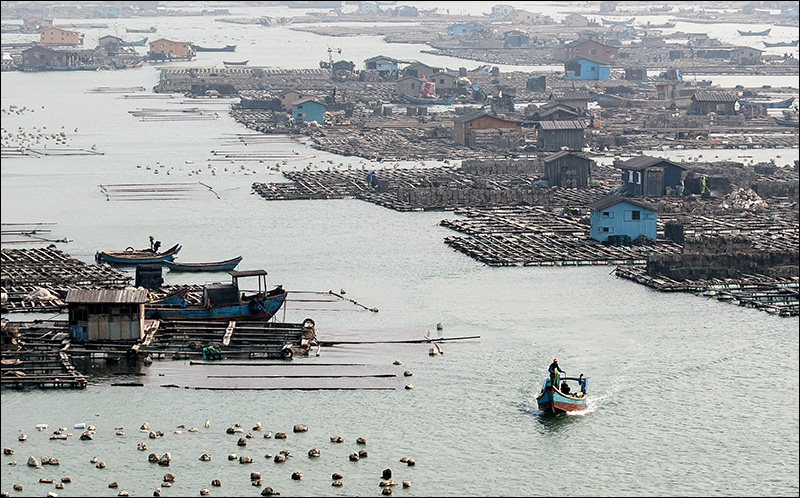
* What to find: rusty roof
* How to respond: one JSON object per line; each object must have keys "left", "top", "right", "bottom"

{"left": 65, "top": 288, "right": 148, "bottom": 304}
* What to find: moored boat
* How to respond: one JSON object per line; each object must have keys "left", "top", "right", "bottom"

{"left": 763, "top": 40, "right": 799, "bottom": 47}
{"left": 737, "top": 28, "right": 771, "bottom": 36}
{"left": 223, "top": 60, "right": 249, "bottom": 66}
{"left": 164, "top": 255, "right": 242, "bottom": 272}
{"left": 536, "top": 375, "right": 588, "bottom": 414}
{"left": 95, "top": 243, "right": 181, "bottom": 265}
{"left": 737, "top": 97, "right": 794, "bottom": 108}
{"left": 602, "top": 17, "right": 634, "bottom": 25}
{"left": 774, "top": 117, "right": 799, "bottom": 127}
{"left": 403, "top": 94, "right": 455, "bottom": 105}
{"left": 191, "top": 44, "right": 236, "bottom": 52}
{"left": 145, "top": 269, "right": 287, "bottom": 321}
{"left": 126, "top": 26, "right": 157, "bottom": 33}
{"left": 45, "top": 63, "right": 101, "bottom": 71}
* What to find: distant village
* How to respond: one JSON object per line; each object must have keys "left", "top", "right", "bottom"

{"left": 1, "top": 1, "right": 799, "bottom": 330}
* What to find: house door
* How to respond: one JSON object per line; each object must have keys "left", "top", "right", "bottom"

{"left": 645, "top": 168, "right": 663, "bottom": 197}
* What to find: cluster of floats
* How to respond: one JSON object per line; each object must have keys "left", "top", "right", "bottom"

{"left": 95, "top": 241, "right": 286, "bottom": 322}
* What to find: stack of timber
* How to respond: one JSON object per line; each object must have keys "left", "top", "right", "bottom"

{"left": 1, "top": 322, "right": 87, "bottom": 389}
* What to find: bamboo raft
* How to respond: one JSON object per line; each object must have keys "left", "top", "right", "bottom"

{"left": 1, "top": 327, "right": 88, "bottom": 389}
{"left": 614, "top": 266, "right": 799, "bottom": 316}
{"left": 1, "top": 246, "right": 131, "bottom": 289}
{"left": 98, "top": 182, "right": 220, "bottom": 201}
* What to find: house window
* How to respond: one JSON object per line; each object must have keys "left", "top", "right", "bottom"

{"left": 631, "top": 210, "right": 641, "bottom": 220}
{"left": 601, "top": 226, "right": 613, "bottom": 233}
{"left": 628, "top": 170, "right": 634, "bottom": 183}
{"left": 602, "top": 211, "right": 613, "bottom": 218}
{"left": 590, "top": 66, "right": 596, "bottom": 71}
{"left": 590, "top": 49, "right": 597, "bottom": 55}
{"left": 636, "top": 171, "right": 641, "bottom": 184}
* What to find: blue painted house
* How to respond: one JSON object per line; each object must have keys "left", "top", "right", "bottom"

{"left": 564, "top": 57, "right": 610, "bottom": 80}
{"left": 588, "top": 195, "right": 657, "bottom": 243}
{"left": 292, "top": 99, "right": 324, "bottom": 125}
{"left": 617, "top": 155, "right": 687, "bottom": 197}
{"left": 448, "top": 22, "right": 480, "bottom": 36}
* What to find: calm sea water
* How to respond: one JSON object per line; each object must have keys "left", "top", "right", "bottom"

{"left": 2, "top": 4, "right": 798, "bottom": 497}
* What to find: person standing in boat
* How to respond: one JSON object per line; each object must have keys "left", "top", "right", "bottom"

{"left": 549, "top": 358, "right": 565, "bottom": 389}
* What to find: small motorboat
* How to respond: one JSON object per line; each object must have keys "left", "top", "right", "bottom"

{"left": 536, "top": 374, "right": 588, "bottom": 414}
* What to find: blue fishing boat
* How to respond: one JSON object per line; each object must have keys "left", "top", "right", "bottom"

{"left": 164, "top": 255, "right": 242, "bottom": 272}
{"left": 403, "top": 94, "right": 455, "bottom": 106}
{"left": 774, "top": 117, "right": 799, "bottom": 127}
{"left": 145, "top": 269, "right": 287, "bottom": 321}
{"left": 737, "top": 97, "right": 794, "bottom": 108}
{"left": 130, "top": 37, "right": 148, "bottom": 46}
{"left": 536, "top": 374, "right": 588, "bottom": 414}
{"left": 95, "top": 243, "right": 181, "bottom": 265}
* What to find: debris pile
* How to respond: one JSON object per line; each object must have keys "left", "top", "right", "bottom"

{"left": 720, "top": 188, "right": 769, "bottom": 212}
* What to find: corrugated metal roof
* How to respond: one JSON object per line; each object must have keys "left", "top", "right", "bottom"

{"left": 588, "top": 195, "right": 656, "bottom": 212}
{"left": 619, "top": 155, "right": 686, "bottom": 171}
{"left": 692, "top": 91, "right": 737, "bottom": 103}
{"left": 65, "top": 288, "right": 148, "bottom": 304}
{"left": 537, "top": 120, "right": 588, "bottom": 130}
{"left": 550, "top": 91, "right": 593, "bottom": 101}
{"left": 543, "top": 151, "right": 590, "bottom": 163}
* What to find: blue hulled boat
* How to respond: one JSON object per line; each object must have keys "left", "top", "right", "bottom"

{"left": 145, "top": 269, "right": 287, "bottom": 321}
{"left": 774, "top": 117, "right": 799, "bottom": 127}
{"left": 95, "top": 243, "right": 181, "bottom": 265}
{"left": 536, "top": 375, "right": 588, "bottom": 414}
{"left": 737, "top": 97, "right": 794, "bottom": 109}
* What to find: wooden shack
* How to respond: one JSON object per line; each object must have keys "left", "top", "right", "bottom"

{"left": 66, "top": 288, "right": 148, "bottom": 342}
{"left": 402, "top": 61, "right": 441, "bottom": 80}
{"left": 554, "top": 39, "right": 618, "bottom": 63}
{"left": 21, "top": 45, "right": 67, "bottom": 71}
{"left": 98, "top": 35, "right": 123, "bottom": 55}
{"left": 148, "top": 38, "right": 194, "bottom": 60}
{"left": 617, "top": 155, "right": 686, "bottom": 197}
{"left": 395, "top": 76, "right": 424, "bottom": 98}
{"left": 453, "top": 111, "right": 522, "bottom": 148}
{"left": 535, "top": 103, "right": 582, "bottom": 121}
{"left": 542, "top": 151, "right": 592, "bottom": 188}
{"left": 536, "top": 120, "right": 587, "bottom": 152}
{"left": 689, "top": 91, "right": 738, "bottom": 116}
